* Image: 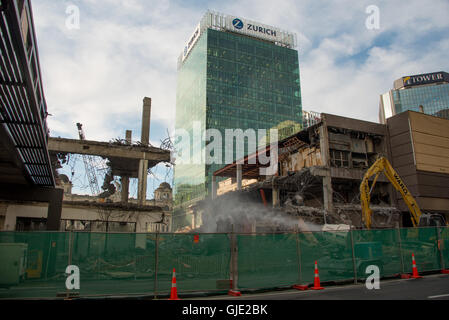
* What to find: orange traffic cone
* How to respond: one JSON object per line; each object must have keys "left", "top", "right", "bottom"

{"left": 311, "top": 261, "right": 324, "bottom": 290}
{"left": 169, "top": 268, "right": 180, "bottom": 300}
{"left": 411, "top": 254, "right": 422, "bottom": 279}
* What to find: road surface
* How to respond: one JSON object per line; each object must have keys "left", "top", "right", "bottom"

{"left": 191, "top": 274, "right": 449, "bottom": 300}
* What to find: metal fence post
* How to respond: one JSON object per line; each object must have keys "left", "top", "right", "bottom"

{"left": 154, "top": 231, "right": 159, "bottom": 299}
{"left": 349, "top": 226, "right": 357, "bottom": 284}
{"left": 396, "top": 225, "right": 405, "bottom": 274}
{"left": 230, "top": 225, "right": 239, "bottom": 292}
{"left": 228, "top": 228, "right": 231, "bottom": 287}
{"left": 68, "top": 231, "right": 73, "bottom": 267}
{"left": 295, "top": 227, "right": 302, "bottom": 284}
{"left": 436, "top": 226, "right": 445, "bottom": 271}
{"left": 65, "top": 231, "right": 74, "bottom": 299}
{"left": 134, "top": 234, "right": 137, "bottom": 281}
{"left": 44, "top": 238, "right": 50, "bottom": 280}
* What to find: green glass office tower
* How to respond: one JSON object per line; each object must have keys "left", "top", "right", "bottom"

{"left": 174, "top": 12, "right": 302, "bottom": 224}
{"left": 379, "top": 71, "right": 449, "bottom": 123}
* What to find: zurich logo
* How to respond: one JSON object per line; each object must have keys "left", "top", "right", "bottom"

{"left": 232, "top": 18, "right": 243, "bottom": 29}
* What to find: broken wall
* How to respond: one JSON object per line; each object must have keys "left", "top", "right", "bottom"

{"left": 280, "top": 145, "right": 322, "bottom": 174}
{"left": 216, "top": 178, "right": 258, "bottom": 196}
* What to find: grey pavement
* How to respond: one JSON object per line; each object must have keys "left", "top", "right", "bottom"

{"left": 191, "top": 274, "right": 449, "bottom": 300}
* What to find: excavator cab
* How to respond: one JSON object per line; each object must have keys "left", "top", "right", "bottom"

{"left": 418, "top": 213, "right": 446, "bottom": 227}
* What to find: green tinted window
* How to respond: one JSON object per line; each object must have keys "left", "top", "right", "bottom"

{"left": 174, "top": 28, "right": 302, "bottom": 218}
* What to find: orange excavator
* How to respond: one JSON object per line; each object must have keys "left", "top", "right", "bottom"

{"left": 360, "top": 157, "right": 446, "bottom": 229}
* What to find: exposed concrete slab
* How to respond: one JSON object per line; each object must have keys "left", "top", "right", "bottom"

{"left": 309, "top": 166, "right": 388, "bottom": 182}
{"left": 48, "top": 137, "right": 170, "bottom": 161}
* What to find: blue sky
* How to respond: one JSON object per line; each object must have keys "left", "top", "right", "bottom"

{"left": 31, "top": 0, "right": 449, "bottom": 196}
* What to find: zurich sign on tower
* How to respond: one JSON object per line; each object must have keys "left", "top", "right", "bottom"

{"left": 231, "top": 17, "right": 277, "bottom": 37}
{"left": 232, "top": 18, "right": 244, "bottom": 29}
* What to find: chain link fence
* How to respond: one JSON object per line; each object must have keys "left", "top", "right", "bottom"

{"left": 0, "top": 226, "right": 447, "bottom": 299}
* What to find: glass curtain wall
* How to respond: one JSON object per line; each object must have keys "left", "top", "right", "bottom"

{"left": 393, "top": 83, "right": 449, "bottom": 119}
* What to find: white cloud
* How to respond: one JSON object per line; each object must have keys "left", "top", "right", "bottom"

{"left": 34, "top": 0, "right": 201, "bottom": 141}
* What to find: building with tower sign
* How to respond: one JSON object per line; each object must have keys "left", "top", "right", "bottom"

{"left": 379, "top": 71, "right": 449, "bottom": 123}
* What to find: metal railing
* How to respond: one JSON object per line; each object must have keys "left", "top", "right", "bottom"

{"left": 0, "top": 0, "right": 54, "bottom": 186}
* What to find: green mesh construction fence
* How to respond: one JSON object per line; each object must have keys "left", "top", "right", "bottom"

{"left": 70, "top": 232, "right": 155, "bottom": 297}
{"left": 440, "top": 227, "right": 449, "bottom": 270}
{"left": 299, "top": 231, "right": 355, "bottom": 284}
{"left": 156, "top": 233, "right": 230, "bottom": 294}
{"left": 0, "top": 227, "right": 448, "bottom": 299}
{"left": 352, "top": 229, "right": 402, "bottom": 278}
{"left": 0, "top": 232, "right": 69, "bottom": 299}
{"left": 237, "top": 233, "right": 298, "bottom": 289}
{"left": 400, "top": 227, "right": 441, "bottom": 273}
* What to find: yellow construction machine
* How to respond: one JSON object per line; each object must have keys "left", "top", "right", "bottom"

{"left": 360, "top": 157, "right": 446, "bottom": 229}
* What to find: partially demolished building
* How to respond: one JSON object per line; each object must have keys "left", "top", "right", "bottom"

{"left": 0, "top": 97, "right": 173, "bottom": 232}
{"left": 191, "top": 110, "right": 449, "bottom": 232}
{"left": 203, "top": 113, "right": 399, "bottom": 232}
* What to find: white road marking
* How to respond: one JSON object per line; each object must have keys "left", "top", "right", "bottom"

{"left": 428, "top": 293, "right": 449, "bottom": 299}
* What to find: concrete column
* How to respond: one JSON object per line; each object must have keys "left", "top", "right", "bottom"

{"left": 236, "top": 164, "right": 242, "bottom": 191}
{"left": 141, "top": 97, "right": 151, "bottom": 145}
{"left": 46, "top": 188, "right": 64, "bottom": 231}
{"left": 322, "top": 176, "right": 333, "bottom": 213}
{"left": 137, "top": 159, "right": 148, "bottom": 206}
{"left": 138, "top": 98, "right": 151, "bottom": 206}
{"left": 121, "top": 176, "right": 129, "bottom": 203}
{"left": 125, "top": 130, "right": 132, "bottom": 144}
{"left": 192, "top": 211, "right": 196, "bottom": 229}
{"left": 319, "top": 118, "right": 334, "bottom": 213}
{"left": 120, "top": 130, "right": 132, "bottom": 204}
{"left": 211, "top": 175, "right": 217, "bottom": 200}
{"left": 251, "top": 222, "right": 256, "bottom": 233}
{"left": 272, "top": 182, "right": 280, "bottom": 208}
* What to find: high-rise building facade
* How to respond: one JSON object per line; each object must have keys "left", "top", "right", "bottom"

{"left": 379, "top": 71, "right": 449, "bottom": 123}
{"left": 174, "top": 11, "right": 302, "bottom": 219}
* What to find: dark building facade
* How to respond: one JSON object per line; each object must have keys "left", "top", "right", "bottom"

{"left": 386, "top": 110, "right": 449, "bottom": 223}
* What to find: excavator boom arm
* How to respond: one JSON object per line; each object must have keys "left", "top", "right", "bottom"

{"left": 360, "top": 157, "right": 422, "bottom": 228}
